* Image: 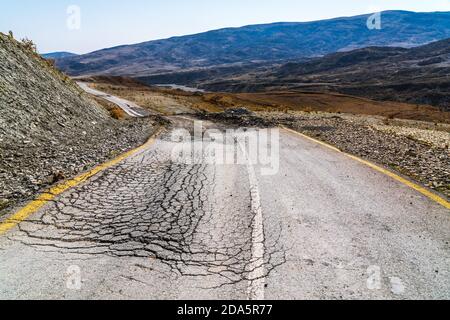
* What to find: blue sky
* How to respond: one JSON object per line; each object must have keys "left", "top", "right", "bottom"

{"left": 1, "top": 0, "right": 449, "bottom": 54}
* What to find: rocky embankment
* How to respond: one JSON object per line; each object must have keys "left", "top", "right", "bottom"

{"left": 0, "top": 33, "right": 156, "bottom": 215}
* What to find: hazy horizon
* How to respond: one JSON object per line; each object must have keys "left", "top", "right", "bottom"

{"left": 1, "top": 0, "right": 450, "bottom": 54}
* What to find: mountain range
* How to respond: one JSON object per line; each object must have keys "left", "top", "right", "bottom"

{"left": 54, "top": 11, "right": 450, "bottom": 77}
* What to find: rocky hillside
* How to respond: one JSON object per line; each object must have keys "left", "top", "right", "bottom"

{"left": 55, "top": 11, "right": 450, "bottom": 77}
{"left": 0, "top": 33, "right": 155, "bottom": 214}
{"left": 273, "top": 39, "right": 450, "bottom": 110}
{"left": 194, "top": 38, "right": 450, "bottom": 111}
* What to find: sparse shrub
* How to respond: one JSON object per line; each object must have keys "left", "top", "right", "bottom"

{"left": 110, "top": 106, "right": 126, "bottom": 120}
{"left": 303, "top": 106, "right": 314, "bottom": 113}
{"left": 382, "top": 114, "right": 396, "bottom": 125}
{"left": 21, "top": 38, "right": 37, "bottom": 53}
{"left": 0, "top": 199, "right": 10, "bottom": 211}
{"left": 46, "top": 58, "right": 56, "bottom": 67}
{"left": 8, "top": 30, "right": 14, "bottom": 39}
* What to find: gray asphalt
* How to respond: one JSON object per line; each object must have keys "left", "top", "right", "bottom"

{"left": 0, "top": 115, "right": 449, "bottom": 300}
{"left": 77, "top": 82, "right": 152, "bottom": 117}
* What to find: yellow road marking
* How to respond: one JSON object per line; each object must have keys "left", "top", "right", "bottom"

{"left": 0, "top": 128, "right": 163, "bottom": 235}
{"left": 282, "top": 126, "right": 450, "bottom": 210}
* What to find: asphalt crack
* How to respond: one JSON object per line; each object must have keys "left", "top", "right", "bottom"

{"left": 12, "top": 127, "right": 286, "bottom": 288}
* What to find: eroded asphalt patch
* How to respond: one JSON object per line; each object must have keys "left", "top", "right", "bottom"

{"left": 0, "top": 118, "right": 285, "bottom": 299}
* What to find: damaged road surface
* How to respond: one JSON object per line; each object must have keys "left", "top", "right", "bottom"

{"left": 0, "top": 116, "right": 449, "bottom": 299}
{"left": 0, "top": 117, "right": 285, "bottom": 299}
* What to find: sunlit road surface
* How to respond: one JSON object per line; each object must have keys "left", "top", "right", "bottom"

{"left": 77, "top": 82, "right": 152, "bottom": 117}
{"left": 0, "top": 114, "right": 449, "bottom": 300}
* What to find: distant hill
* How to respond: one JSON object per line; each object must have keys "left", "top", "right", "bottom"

{"left": 198, "top": 38, "right": 450, "bottom": 110}
{"left": 42, "top": 51, "right": 78, "bottom": 59}
{"left": 55, "top": 11, "right": 450, "bottom": 77}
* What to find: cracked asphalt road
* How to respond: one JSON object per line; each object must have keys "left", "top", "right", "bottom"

{"left": 0, "top": 115, "right": 449, "bottom": 300}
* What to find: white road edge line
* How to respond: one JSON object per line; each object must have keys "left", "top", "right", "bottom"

{"left": 239, "top": 141, "right": 266, "bottom": 301}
